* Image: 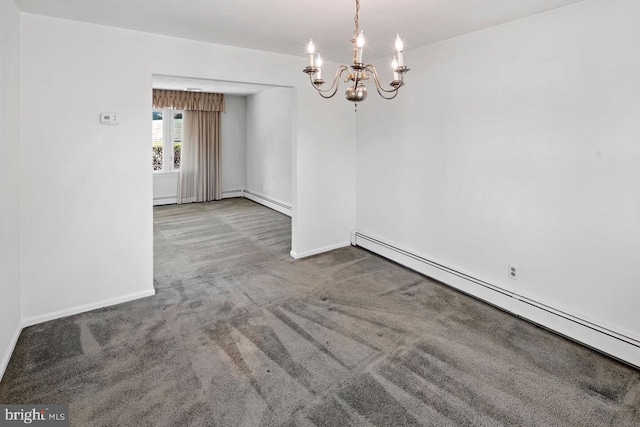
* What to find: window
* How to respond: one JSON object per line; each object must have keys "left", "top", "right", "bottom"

{"left": 152, "top": 109, "right": 184, "bottom": 172}
{"left": 172, "top": 112, "right": 183, "bottom": 170}
{"left": 152, "top": 111, "right": 164, "bottom": 171}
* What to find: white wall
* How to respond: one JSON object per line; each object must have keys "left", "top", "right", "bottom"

{"left": 0, "top": 0, "right": 22, "bottom": 379}
{"left": 152, "top": 94, "right": 247, "bottom": 205}
{"left": 356, "top": 0, "right": 640, "bottom": 364}
{"left": 221, "top": 95, "right": 247, "bottom": 194}
{"left": 245, "top": 88, "right": 294, "bottom": 208}
{"left": 152, "top": 172, "right": 179, "bottom": 205}
{"left": 20, "top": 13, "right": 355, "bottom": 321}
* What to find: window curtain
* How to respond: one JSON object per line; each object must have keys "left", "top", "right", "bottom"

{"left": 152, "top": 89, "right": 224, "bottom": 204}
{"left": 178, "top": 110, "right": 221, "bottom": 203}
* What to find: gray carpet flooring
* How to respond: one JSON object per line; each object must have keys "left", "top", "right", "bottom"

{"left": 1, "top": 198, "right": 639, "bottom": 426}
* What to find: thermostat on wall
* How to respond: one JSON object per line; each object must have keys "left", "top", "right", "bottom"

{"left": 100, "top": 112, "right": 120, "bottom": 125}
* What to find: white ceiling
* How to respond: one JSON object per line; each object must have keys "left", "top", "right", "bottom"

{"left": 16, "top": 0, "right": 585, "bottom": 61}
{"left": 152, "top": 75, "right": 280, "bottom": 96}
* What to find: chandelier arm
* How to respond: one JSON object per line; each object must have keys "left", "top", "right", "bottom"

{"left": 317, "top": 84, "right": 340, "bottom": 99}
{"left": 374, "top": 85, "right": 400, "bottom": 100}
{"left": 366, "top": 65, "right": 402, "bottom": 95}
{"left": 309, "top": 74, "right": 338, "bottom": 98}
{"left": 310, "top": 66, "right": 349, "bottom": 96}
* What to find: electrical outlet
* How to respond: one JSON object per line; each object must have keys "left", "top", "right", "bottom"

{"left": 508, "top": 264, "right": 518, "bottom": 280}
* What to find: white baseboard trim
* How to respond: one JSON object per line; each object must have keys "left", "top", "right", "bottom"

{"left": 353, "top": 230, "right": 640, "bottom": 369}
{"left": 222, "top": 190, "right": 244, "bottom": 199}
{"left": 0, "top": 322, "right": 23, "bottom": 382}
{"left": 153, "top": 190, "right": 243, "bottom": 205}
{"left": 21, "top": 288, "right": 156, "bottom": 329}
{"left": 153, "top": 196, "right": 177, "bottom": 206}
{"left": 290, "top": 242, "right": 351, "bottom": 259}
{"left": 152, "top": 190, "right": 283, "bottom": 207}
{"left": 243, "top": 190, "right": 292, "bottom": 217}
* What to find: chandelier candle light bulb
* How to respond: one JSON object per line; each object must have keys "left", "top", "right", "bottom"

{"left": 356, "top": 31, "right": 365, "bottom": 63}
{"left": 392, "top": 57, "right": 400, "bottom": 81}
{"left": 395, "top": 35, "right": 404, "bottom": 67}
{"left": 316, "top": 54, "right": 323, "bottom": 80}
{"left": 308, "top": 40, "right": 315, "bottom": 66}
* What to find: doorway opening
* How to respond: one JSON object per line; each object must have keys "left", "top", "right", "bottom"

{"left": 151, "top": 75, "right": 294, "bottom": 215}
{"left": 151, "top": 74, "right": 296, "bottom": 289}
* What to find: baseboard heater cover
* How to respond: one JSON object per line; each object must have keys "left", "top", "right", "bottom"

{"left": 243, "top": 190, "right": 292, "bottom": 217}
{"left": 152, "top": 195, "right": 177, "bottom": 206}
{"left": 222, "top": 189, "right": 244, "bottom": 199}
{"left": 353, "top": 231, "right": 640, "bottom": 369}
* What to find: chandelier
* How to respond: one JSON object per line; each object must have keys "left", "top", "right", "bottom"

{"left": 303, "top": 0, "right": 409, "bottom": 107}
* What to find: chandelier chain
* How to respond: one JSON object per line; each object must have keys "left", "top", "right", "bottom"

{"left": 354, "top": 0, "right": 360, "bottom": 38}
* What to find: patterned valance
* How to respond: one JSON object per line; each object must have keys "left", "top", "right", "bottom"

{"left": 153, "top": 89, "right": 225, "bottom": 112}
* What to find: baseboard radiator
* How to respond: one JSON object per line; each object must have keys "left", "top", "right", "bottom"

{"left": 221, "top": 189, "right": 243, "bottom": 199}
{"left": 243, "top": 190, "right": 292, "bottom": 217}
{"left": 352, "top": 230, "right": 640, "bottom": 369}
